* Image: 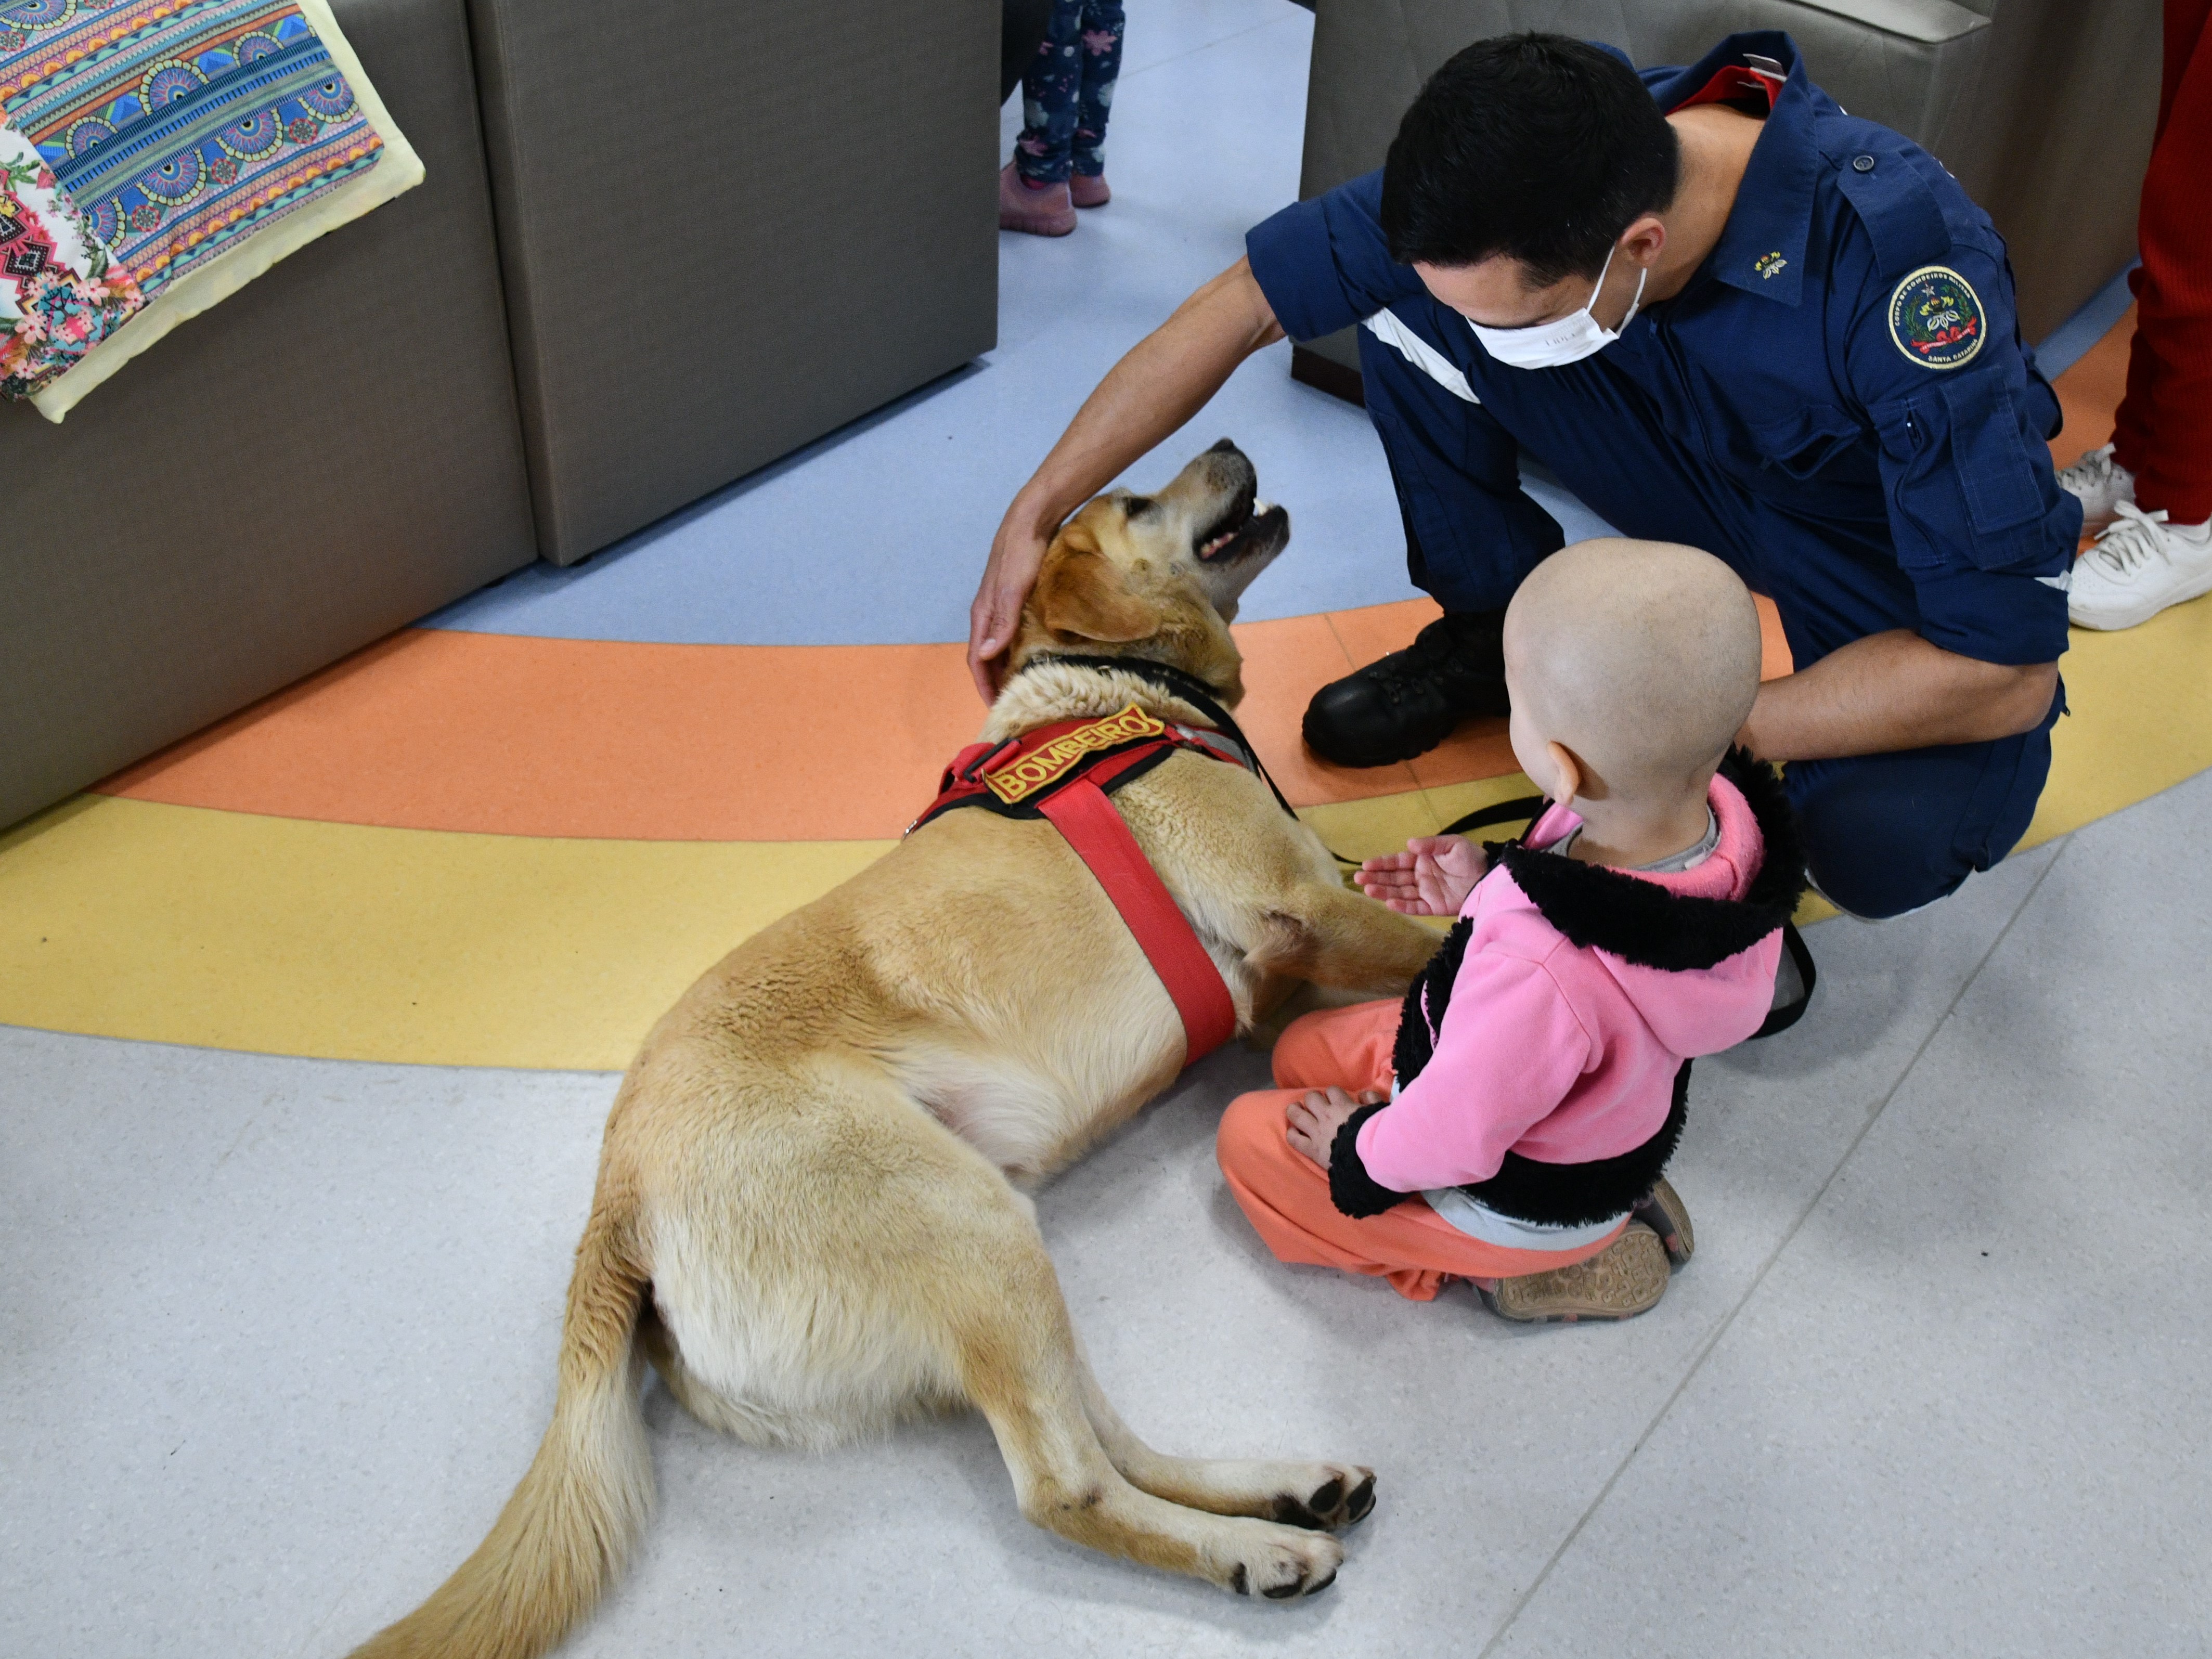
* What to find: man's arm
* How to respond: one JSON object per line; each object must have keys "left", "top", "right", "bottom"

{"left": 967, "top": 257, "right": 1285, "bottom": 700}
{"left": 1741, "top": 629, "right": 2057, "bottom": 762}
{"left": 1800, "top": 206, "right": 2073, "bottom": 763}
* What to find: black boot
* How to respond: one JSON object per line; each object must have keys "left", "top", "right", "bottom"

{"left": 1301, "top": 611, "right": 1509, "bottom": 767}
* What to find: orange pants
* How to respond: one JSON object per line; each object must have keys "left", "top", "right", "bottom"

{"left": 1216, "top": 1000, "right": 1624, "bottom": 1301}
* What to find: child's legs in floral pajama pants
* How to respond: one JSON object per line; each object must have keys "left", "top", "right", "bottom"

{"left": 1016, "top": 0, "right": 1124, "bottom": 185}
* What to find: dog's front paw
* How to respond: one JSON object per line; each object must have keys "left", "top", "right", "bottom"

{"left": 1212, "top": 1522, "right": 1344, "bottom": 1600}
{"left": 1269, "top": 1464, "right": 1376, "bottom": 1531}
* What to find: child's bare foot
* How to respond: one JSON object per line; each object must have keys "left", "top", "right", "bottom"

{"left": 1285, "top": 1086, "right": 1389, "bottom": 1167}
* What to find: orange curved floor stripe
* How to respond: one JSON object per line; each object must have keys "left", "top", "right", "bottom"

{"left": 93, "top": 605, "right": 1473, "bottom": 839}
{"left": 94, "top": 597, "right": 1792, "bottom": 843}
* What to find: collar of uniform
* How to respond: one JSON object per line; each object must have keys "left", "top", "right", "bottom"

{"left": 1646, "top": 31, "right": 1819, "bottom": 307}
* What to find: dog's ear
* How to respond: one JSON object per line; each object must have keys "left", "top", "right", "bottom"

{"left": 1036, "top": 526, "right": 1162, "bottom": 644}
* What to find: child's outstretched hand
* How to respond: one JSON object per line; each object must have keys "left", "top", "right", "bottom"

{"left": 1355, "top": 834, "right": 1488, "bottom": 916}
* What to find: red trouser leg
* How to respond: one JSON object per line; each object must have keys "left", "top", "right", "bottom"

{"left": 2113, "top": 0, "right": 2212, "bottom": 522}
{"left": 1214, "top": 1002, "right": 1624, "bottom": 1302}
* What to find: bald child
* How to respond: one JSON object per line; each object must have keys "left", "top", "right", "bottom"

{"left": 1216, "top": 541, "right": 1808, "bottom": 1322}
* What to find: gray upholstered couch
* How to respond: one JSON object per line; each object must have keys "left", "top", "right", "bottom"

{"left": 1287, "top": 0, "right": 2160, "bottom": 393}
{"left": 0, "top": 0, "right": 997, "bottom": 831}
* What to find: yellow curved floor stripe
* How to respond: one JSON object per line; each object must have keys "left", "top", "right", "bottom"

{"left": 0, "top": 800, "right": 889, "bottom": 1071}
{"left": 2022, "top": 595, "right": 2212, "bottom": 849}
{"left": 2, "top": 592, "right": 2205, "bottom": 1068}
{"left": 0, "top": 782, "right": 1523, "bottom": 1070}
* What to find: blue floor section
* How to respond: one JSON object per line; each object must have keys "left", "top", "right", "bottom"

{"left": 426, "top": 5, "right": 2138, "bottom": 652}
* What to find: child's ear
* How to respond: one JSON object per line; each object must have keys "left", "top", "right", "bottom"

{"left": 1034, "top": 525, "right": 1163, "bottom": 644}
{"left": 1544, "top": 741, "right": 1585, "bottom": 805}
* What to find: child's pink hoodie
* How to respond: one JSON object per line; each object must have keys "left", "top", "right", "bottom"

{"left": 1332, "top": 760, "right": 1802, "bottom": 1221}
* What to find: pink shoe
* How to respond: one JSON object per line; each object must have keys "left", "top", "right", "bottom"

{"left": 1070, "top": 171, "right": 1110, "bottom": 209}
{"left": 999, "top": 162, "right": 1075, "bottom": 236}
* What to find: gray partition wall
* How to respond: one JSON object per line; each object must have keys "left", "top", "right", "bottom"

{"left": 464, "top": 0, "right": 1003, "bottom": 565}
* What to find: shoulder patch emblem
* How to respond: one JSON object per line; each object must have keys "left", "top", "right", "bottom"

{"left": 1888, "top": 265, "right": 1985, "bottom": 370}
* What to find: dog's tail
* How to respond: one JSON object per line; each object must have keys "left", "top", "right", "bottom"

{"left": 348, "top": 1197, "right": 653, "bottom": 1659}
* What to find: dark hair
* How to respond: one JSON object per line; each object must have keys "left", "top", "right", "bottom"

{"left": 1380, "top": 34, "right": 1680, "bottom": 285}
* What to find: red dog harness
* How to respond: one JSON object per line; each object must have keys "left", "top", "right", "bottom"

{"left": 910, "top": 698, "right": 1254, "bottom": 1064}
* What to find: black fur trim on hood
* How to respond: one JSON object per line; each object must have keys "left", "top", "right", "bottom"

{"left": 1327, "top": 1064, "right": 1691, "bottom": 1227}
{"left": 1328, "top": 1103, "right": 1403, "bottom": 1219}
{"left": 1492, "top": 750, "right": 1807, "bottom": 973}
{"left": 1391, "top": 916, "right": 1471, "bottom": 1090}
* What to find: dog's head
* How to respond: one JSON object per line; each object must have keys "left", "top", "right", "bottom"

{"left": 1008, "top": 439, "right": 1290, "bottom": 704}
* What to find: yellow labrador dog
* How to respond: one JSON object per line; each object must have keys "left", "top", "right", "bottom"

{"left": 352, "top": 441, "right": 1440, "bottom": 1659}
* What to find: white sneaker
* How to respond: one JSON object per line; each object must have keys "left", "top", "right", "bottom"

{"left": 2066, "top": 501, "right": 2212, "bottom": 630}
{"left": 2054, "top": 443, "right": 2137, "bottom": 533}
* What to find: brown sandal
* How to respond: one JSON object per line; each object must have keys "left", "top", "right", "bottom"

{"left": 1631, "top": 1176, "right": 1695, "bottom": 1268}
{"left": 1478, "top": 1222, "right": 1671, "bottom": 1324}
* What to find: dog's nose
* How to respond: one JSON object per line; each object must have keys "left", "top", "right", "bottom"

{"left": 1206, "top": 437, "right": 1244, "bottom": 459}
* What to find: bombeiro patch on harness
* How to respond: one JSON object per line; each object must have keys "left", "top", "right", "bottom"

{"left": 1887, "top": 265, "right": 1985, "bottom": 370}
{"left": 984, "top": 705, "right": 1166, "bottom": 803}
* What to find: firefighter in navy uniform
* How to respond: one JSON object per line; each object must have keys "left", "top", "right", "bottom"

{"left": 968, "top": 32, "right": 2074, "bottom": 921}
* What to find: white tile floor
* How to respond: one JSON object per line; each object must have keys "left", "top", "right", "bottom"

{"left": 6, "top": 4, "right": 2207, "bottom": 1655}
{"left": 7, "top": 775, "right": 2210, "bottom": 1658}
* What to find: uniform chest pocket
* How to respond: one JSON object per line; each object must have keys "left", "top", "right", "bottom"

{"left": 1747, "top": 403, "right": 1865, "bottom": 479}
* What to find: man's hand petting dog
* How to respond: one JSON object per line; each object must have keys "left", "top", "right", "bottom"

{"left": 1286, "top": 1086, "right": 1389, "bottom": 1167}
{"left": 1355, "top": 834, "right": 1488, "bottom": 916}
{"left": 968, "top": 514, "right": 1049, "bottom": 700}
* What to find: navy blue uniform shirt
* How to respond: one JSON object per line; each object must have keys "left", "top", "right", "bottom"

{"left": 1245, "top": 32, "right": 2078, "bottom": 668}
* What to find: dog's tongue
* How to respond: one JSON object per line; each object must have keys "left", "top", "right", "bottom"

{"left": 1199, "top": 499, "right": 1273, "bottom": 560}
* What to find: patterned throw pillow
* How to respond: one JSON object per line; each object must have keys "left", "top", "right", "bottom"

{"left": 0, "top": 116, "right": 142, "bottom": 397}
{"left": 0, "top": 0, "right": 421, "bottom": 420}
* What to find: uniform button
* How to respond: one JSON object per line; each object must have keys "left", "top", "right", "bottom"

{"left": 1852, "top": 153, "right": 1876, "bottom": 172}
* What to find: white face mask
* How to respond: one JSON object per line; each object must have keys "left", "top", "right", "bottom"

{"left": 1466, "top": 240, "right": 1647, "bottom": 370}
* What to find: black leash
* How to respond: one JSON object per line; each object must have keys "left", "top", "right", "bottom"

{"left": 1025, "top": 653, "right": 1546, "bottom": 870}
{"left": 1751, "top": 921, "right": 1817, "bottom": 1039}
{"left": 1437, "top": 794, "right": 1548, "bottom": 841}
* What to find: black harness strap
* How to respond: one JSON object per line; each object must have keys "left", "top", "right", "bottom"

{"left": 1030, "top": 653, "right": 1299, "bottom": 820}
